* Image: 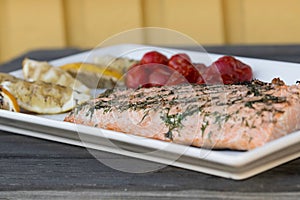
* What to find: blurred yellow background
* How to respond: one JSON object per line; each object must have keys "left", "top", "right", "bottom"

{"left": 1, "top": 0, "right": 300, "bottom": 63}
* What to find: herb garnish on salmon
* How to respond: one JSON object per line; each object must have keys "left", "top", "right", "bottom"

{"left": 64, "top": 79, "right": 300, "bottom": 150}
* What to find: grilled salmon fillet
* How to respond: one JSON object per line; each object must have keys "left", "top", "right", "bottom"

{"left": 64, "top": 79, "right": 300, "bottom": 150}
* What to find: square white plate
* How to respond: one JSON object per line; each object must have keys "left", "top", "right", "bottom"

{"left": 1, "top": 44, "right": 300, "bottom": 180}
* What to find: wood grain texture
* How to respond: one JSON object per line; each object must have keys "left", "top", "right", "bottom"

{"left": 0, "top": 190, "right": 299, "bottom": 200}
{"left": 0, "top": 131, "right": 299, "bottom": 193}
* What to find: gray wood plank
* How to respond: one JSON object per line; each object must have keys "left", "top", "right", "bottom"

{"left": 0, "top": 131, "right": 92, "bottom": 158}
{"left": 0, "top": 141, "right": 299, "bottom": 192}
{"left": 0, "top": 190, "right": 299, "bottom": 200}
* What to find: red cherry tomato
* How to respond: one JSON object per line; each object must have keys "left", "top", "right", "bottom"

{"left": 205, "top": 56, "right": 253, "bottom": 84}
{"left": 232, "top": 61, "right": 253, "bottom": 82}
{"left": 168, "top": 53, "right": 191, "bottom": 77}
{"left": 194, "top": 63, "right": 207, "bottom": 84}
{"left": 202, "top": 65, "right": 224, "bottom": 84}
{"left": 147, "top": 66, "right": 172, "bottom": 87}
{"left": 166, "top": 71, "right": 189, "bottom": 86}
{"left": 168, "top": 53, "right": 200, "bottom": 83}
{"left": 126, "top": 52, "right": 253, "bottom": 88}
{"left": 140, "top": 51, "right": 168, "bottom": 65}
{"left": 125, "top": 64, "right": 149, "bottom": 89}
{"left": 194, "top": 63, "right": 207, "bottom": 74}
{"left": 146, "top": 65, "right": 188, "bottom": 87}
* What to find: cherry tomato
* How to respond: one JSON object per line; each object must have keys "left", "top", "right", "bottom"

{"left": 168, "top": 53, "right": 191, "bottom": 76}
{"left": 205, "top": 56, "right": 253, "bottom": 84}
{"left": 140, "top": 51, "right": 168, "bottom": 65}
{"left": 125, "top": 64, "right": 149, "bottom": 89}
{"left": 168, "top": 53, "right": 200, "bottom": 83}
{"left": 166, "top": 71, "right": 189, "bottom": 86}
{"left": 126, "top": 52, "right": 253, "bottom": 88}
{"left": 194, "top": 63, "right": 207, "bottom": 73}
{"left": 202, "top": 65, "right": 224, "bottom": 84}
{"left": 232, "top": 60, "right": 253, "bottom": 82}
{"left": 147, "top": 66, "right": 172, "bottom": 87}
{"left": 125, "top": 63, "right": 170, "bottom": 88}
{"left": 194, "top": 63, "right": 207, "bottom": 84}
{"left": 146, "top": 65, "right": 188, "bottom": 87}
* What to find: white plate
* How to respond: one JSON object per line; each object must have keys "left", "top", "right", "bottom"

{"left": 1, "top": 44, "right": 300, "bottom": 180}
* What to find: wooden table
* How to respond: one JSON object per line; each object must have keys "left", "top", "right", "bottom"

{"left": 0, "top": 45, "right": 299, "bottom": 199}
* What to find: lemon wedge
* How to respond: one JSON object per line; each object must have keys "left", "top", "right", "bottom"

{"left": 60, "top": 63, "right": 123, "bottom": 88}
{"left": 0, "top": 86, "right": 20, "bottom": 112}
{"left": 22, "top": 58, "right": 90, "bottom": 94}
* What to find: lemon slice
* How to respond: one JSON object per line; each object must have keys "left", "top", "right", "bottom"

{"left": 0, "top": 73, "right": 90, "bottom": 114}
{"left": 60, "top": 63, "right": 123, "bottom": 88}
{"left": 60, "top": 62, "right": 122, "bottom": 79}
{"left": 0, "top": 86, "right": 20, "bottom": 112}
{"left": 94, "top": 55, "right": 138, "bottom": 74}
{"left": 22, "top": 58, "right": 90, "bottom": 94}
